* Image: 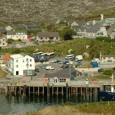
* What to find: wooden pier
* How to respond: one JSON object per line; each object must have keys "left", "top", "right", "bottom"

{"left": 5, "top": 81, "right": 100, "bottom": 100}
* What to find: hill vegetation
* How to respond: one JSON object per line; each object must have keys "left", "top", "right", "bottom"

{"left": 0, "top": 0, "right": 115, "bottom": 24}
{"left": 1, "top": 38, "right": 115, "bottom": 59}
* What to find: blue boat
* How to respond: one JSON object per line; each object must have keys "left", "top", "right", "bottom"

{"left": 98, "top": 74, "right": 115, "bottom": 101}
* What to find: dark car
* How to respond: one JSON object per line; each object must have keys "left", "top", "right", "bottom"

{"left": 60, "top": 64, "right": 69, "bottom": 69}
{"left": 35, "top": 68, "right": 39, "bottom": 72}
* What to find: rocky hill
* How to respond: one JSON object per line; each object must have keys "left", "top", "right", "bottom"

{"left": 0, "top": 0, "right": 115, "bottom": 23}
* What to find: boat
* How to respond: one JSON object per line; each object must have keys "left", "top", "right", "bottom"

{"left": 98, "top": 74, "right": 115, "bottom": 101}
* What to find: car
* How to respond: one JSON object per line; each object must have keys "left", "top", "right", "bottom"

{"left": 113, "top": 67, "right": 115, "bottom": 70}
{"left": 50, "top": 59, "right": 57, "bottom": 63}
{"left": 41, "top": 65, "right": 46, "bottom": 69}
{"left": 60, "top": 64, "right": 69, "bottom": 68}
{"left": 46, "top": 66, "right": 54, "bottom": 70}
{"left": 35, "top": 68, "right": 39, "bottom": 72}
{"left": 63, "top": 61, "right": 69, "bottom": 65}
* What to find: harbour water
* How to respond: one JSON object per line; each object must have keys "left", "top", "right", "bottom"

{"left": 0, "top": 94, "right": 99, "bottom": 115}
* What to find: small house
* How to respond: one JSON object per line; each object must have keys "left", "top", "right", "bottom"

{"left": 44, "top": 67, "right": 76, "bottom": 84}
{"left": 100, "top": 55, "right": 115, "bottom": 63}
{"left": 0, "top": 36, "right": 7, "bottom": 48}
{"left": 36, "top": 32, "right": 60, "bottom": 43}
{"left": 7, "top": 30, "right": 27, "bottom": 40}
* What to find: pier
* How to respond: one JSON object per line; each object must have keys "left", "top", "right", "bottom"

{"left": 5, "top": 80, "right": 100, "bottom": 101}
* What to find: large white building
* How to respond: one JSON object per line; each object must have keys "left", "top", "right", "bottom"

{"left": 8, "top": 54, "right": 35, "bottom": 76}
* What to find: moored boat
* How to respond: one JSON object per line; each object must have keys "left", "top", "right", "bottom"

{"left": 99, "top": 74, "right": 115, "bottom": 101}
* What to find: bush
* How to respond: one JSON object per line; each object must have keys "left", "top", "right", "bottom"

{"left": 96, "top": 37, "right": 115, "bottom": 43}
{"left": 7, "top": 39, "right": 14, "bottom": 44}
{"left": 103, "top": 70, "right": 114, "bottom": 76}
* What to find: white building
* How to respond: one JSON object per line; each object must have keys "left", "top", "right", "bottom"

{"left": 8, "top": 54, "right": 35, "bottom": 76}
{"left": 0, "top": 36, "right": 7, "bottom": 47}
{"left": 7, "top": 30, "right": 27, "bottom": 40}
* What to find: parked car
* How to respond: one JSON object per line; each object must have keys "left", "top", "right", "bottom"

{"left": 35, "top": 68, "right": 39, "bottom": 72}
{"left": 65, "top": 54, "right": 74, "bottom": 60}
{"left": 46, "top": 66, "right": 54, "bottom": 70}
{"left": 60, "top": 64, "right": 69, "bottom": 68}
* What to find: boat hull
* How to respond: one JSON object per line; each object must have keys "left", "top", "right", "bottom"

{"left": 98, "top": 91, "right": 115, "bottom": 101}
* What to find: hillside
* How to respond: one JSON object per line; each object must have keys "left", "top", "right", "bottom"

{"left": 1, "top": 39, "right": 115, "bottom": 58}
{"left": 0, "top": 0, "right": 115, "bottom": 24}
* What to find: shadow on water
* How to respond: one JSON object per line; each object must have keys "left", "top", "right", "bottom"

{"left": 0, "top": 94, "right": 99, "bottom": 115}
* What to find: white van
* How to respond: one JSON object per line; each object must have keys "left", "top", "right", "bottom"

{"left": 75, "top": 55, "right": 83, "bottom": 61}
{"left": 65, "top": 54, "right": 74, "bottom": 60}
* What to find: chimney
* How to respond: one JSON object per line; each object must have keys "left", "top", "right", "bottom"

{"left": 101, "top": 14, "right": 104, "bottom": 21}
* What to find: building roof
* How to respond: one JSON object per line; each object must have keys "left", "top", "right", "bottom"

{"left": 38, "top": 32, "right": 59, "bottom": 38}
{"left": 7, "top": 30, "right": 27, "bottom": 35}
{"left": 86, "top": 22, "right": 104, "bottom": 33}
{"left": 10, "top": 54, "right": 24, "bottom": 59}
{"left": 107, "top": 23, "right": 115, "bottom": 36}
{"left": 3, "top": 54, "right": 10, "bottom": 61}
{"left": 45, "top": 67, "right": 76, "bottom": 79}
{"left": 101, "top": 55, "right": 115, "bottom": 58}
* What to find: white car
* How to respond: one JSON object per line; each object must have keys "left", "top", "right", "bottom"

{"left": 46, "top": 66, "right": 54, "bottom": 70}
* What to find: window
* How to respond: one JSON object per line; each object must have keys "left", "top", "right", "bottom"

{"left": 16, "top": 65, "right": 18, "bottom": 68}
{"left": 26, "top": 64, "right": 29, "bottom": 68}
{"left": 30, "top": 64, "right": 31, "bottom": 67}
{"left": 59, "top": 79, "right": 66, "bottom": 82}
{"left": 26, "top": 58, "right": 29, "bottom": 61}
{"left": 16, "top": 60, "right": 18, "bottom": 62}
{"left": 22, "top": 59, "right": 24, "bottom": 63}
{"left": 30, "top": 59, "right": 32, "bottom": 62}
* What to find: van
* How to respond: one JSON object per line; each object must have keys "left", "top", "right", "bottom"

{"left": 65, "top": 54, "right": 74, "bottom": 60}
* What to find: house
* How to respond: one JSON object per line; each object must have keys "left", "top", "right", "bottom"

{"left": 36, "top": 32, "right": 60, "bottom": 42}
{"left": 5, "top": 26, "right": 13, "bottom": 31}
{"left": 107, "top": 23, "right": 115, "bottom": 39}
{"left": 8, "top": 54, "right": 35, "bottom": 76}
{"left": 0, "top": 36, "right": 7, "bottom": 48}
{"left": 44, "top": 67, "right": 76, "bottom": 84}
{"left": 0, "top": 27, "right": 6, "bottom": 34}
{"left": 71, "top": 21, "right": 79, "bottom": 27}
{"left": 7, "top": 30, "right": 27, "bottom": 40}
{"left": 100, "top": 55, "right": 115, "bottom": 63}
{"left": 85, "top": 22, "right": 108, "bottom": 38}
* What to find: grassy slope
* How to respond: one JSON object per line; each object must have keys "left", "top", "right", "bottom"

{"left": 1, "top": 39, "right": 115, "bottom": 58}
{"left": 0, "top": 69, "right": 7, "bottom": 78}
{"left": 25, "top": 102, "right": 115, "bottom": 115}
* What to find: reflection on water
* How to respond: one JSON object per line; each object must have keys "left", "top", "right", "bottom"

{"left": 0, "top": 94, "right": 98, "bottom": 115}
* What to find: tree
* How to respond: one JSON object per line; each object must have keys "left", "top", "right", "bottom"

{"left": 7, "top": 39, "right": 14, "bottom": 44}
{"left": 60, "top": 27, "right": 76, "bottom": 40}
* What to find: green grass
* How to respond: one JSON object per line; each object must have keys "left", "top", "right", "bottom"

{"left": 23, "top": 102, "right": 115, "bottom": 115}
{"left": 1, "top": 38, "right": 115, "bottom": 58}
{"left": 0, "top": 69, "right": 7, "bottom": 78}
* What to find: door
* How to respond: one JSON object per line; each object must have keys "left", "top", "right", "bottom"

{"left": 54, "top": 77, "right": 58, "bottom": 83}
{"left": 16, "top": 71, "right": 19, "bottom": 75}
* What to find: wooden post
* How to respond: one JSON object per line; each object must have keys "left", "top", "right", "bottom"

{"left": 29, "top": 86, "right": 30, "bottom": 96}
{"left": 43, "top": 84, "right": 44, "bottom": 96}
{"left": 47, "top": 83, "right": 49, "bottom": 97}
{"left": 57, "top": 87, "right": 58, "bottom": 97}
{"left": 38, "top": 87, "right": 39, "bottom": 96}
{"left": 66, "top": 83, "right": 68, "bottom": 98}
{"left": 61, "top": 87, "right": 63, "bottom": 97}
{"left": 52, "top": 84, "right": 54, "bottom": 97}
